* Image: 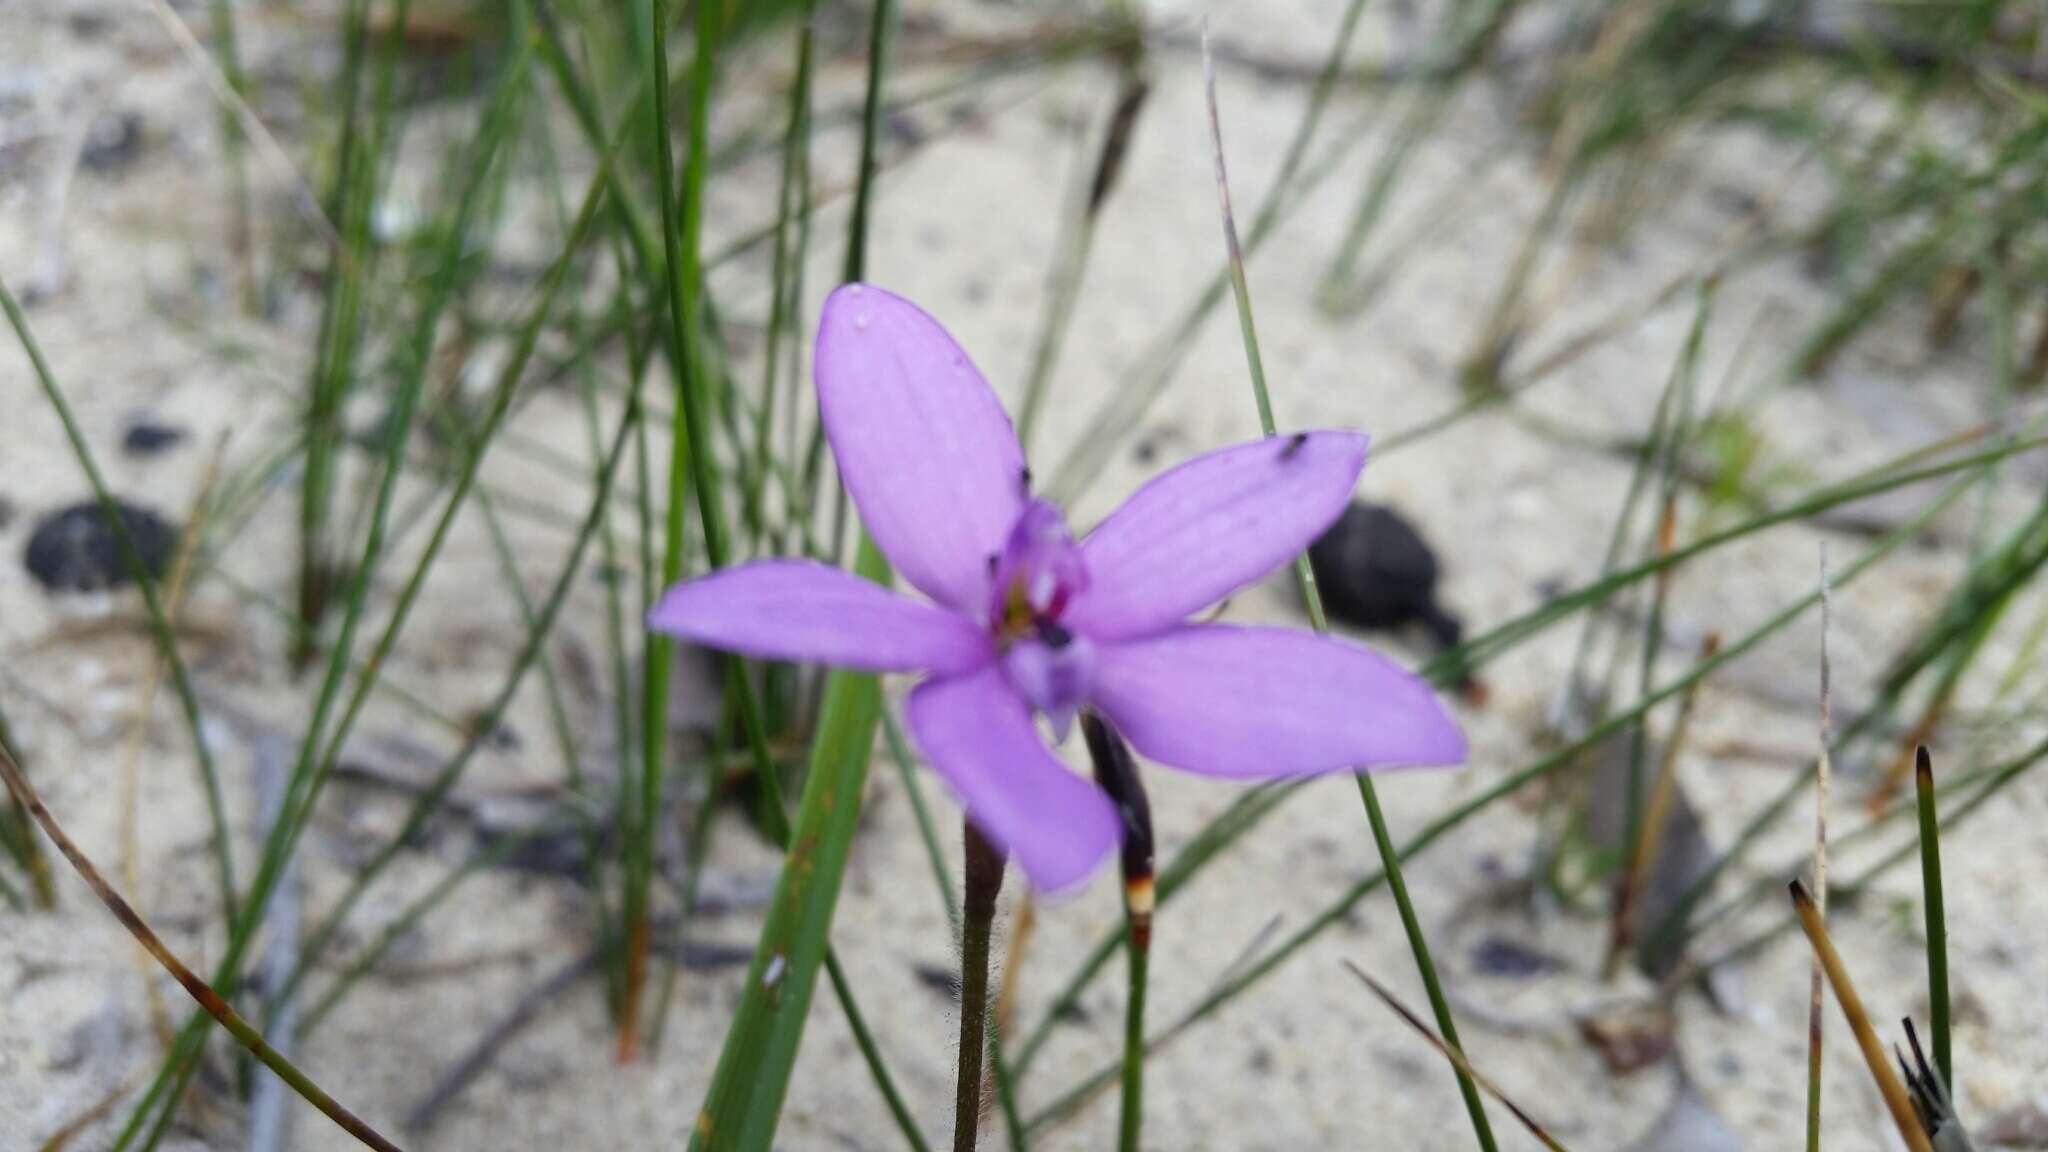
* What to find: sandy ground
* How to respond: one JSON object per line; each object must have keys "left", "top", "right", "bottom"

{"left": 3, "top": 1, "right": 2046, "bottom": 1150}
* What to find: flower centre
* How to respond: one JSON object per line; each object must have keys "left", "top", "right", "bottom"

{"left": 987, "top": 499, "right": 1087, "bottom": 640}
{"left": 988, "top": 500, "right": 1094, "bottom": 739}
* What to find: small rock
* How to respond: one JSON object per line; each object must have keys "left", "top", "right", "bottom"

{"left": 912, "top": 962, "right": 954, "bottom": 999}
{"left": 1632, "top": 1073, "right": 1741, "bottom": 1152}
{"left": 496, "top": 1047, "right": 565, "bottom": 1092}
{"left": 1581, "top": 732, "right": 1716, "bottom": 980}
{"left": 473, "top": 813, "right": 601, "bottom": 882}
{"left": 81, "top": 110, "right": 145, "bottom": 174}
{"left": 121, "top": 420, "right": 187, "bottom": 457}
{"left": 885, "top": 109, "right": 926, "bottom": 149}
{"left": 0, "top": 497, "right": 14, "bottom": 530}
{"left": 48, "top": 1000, "right": 129, "bottom": 1072}
{"left": 1469, "top": 935, "right": 1564, "bottom": 979}
{"left": 1307, "top": 501, "right": 1462, "bottom": 648}
{"left": 1578, "top": 1000, "right": 1677, "bottom": 1075}
{"left": 23, "top": 499, "right": 179, "bottom": 593}
{"left": 1984, "top": 1099, "right": 2048, "bottom": 1147}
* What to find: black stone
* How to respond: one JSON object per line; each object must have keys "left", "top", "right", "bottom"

{"left": 1469, "top": 935, "right": 1564, "bottom": 979}
{"left": 23, "top": 500, "right": 179, "bottom": 593}
{"left": 81, "top": 110, "right": 145, "bottom": 174}
{"left": 121, "top": 420, "right": 188, "bottom": 457}
{"left": 1306, "top": 501, "right": 1461, "bottom": 648}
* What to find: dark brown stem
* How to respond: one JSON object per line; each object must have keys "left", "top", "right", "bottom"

{"left": 0, "top": 745, "right": 404, "bottom": 1152}
{"left": 954, "top": 820, "right": 1005, "bottom": 1152}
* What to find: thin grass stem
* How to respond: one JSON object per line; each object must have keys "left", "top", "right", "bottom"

{"left": 0, "top": 274, "right": 238, "bottom": 923}
{"left": 0, "top": 746, "right": 404, "bottom": 1152}
{"left": 1791, "top": 881, "right": 1937, "bottom": 1152}
{"left": 1200, "top": 28, "right": 1496, "bottom": 1151}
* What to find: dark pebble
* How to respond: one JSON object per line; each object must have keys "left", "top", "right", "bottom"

{"left": 912, "top": 961, "right": 955, "bottom": 998}
{"left": 1469, "top": 935, "right": 1564, "bottom": 979}
{"left": 477, "top": 823, "right": 598, "bottom": 881}
{"left": 23, "top": 499, "right": 179, "bottom": 593}
{"left": 81, "top": 110, "right": 145, "bottom": 174}
{"left": 121, "top": 420, "right": 188, "bottom": 457}
{"left": 1306, "top": 501, "right": 1461, "bottom": 648}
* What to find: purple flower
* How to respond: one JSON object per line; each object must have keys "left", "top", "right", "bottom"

{"left": 649, "top": 284, "right": 1465, "bottom": 892}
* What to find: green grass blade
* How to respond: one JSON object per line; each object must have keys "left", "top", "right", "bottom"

{"left": 826, "top": 951, "right": 935, "bottom": 1152}
{"left": 1023, "top": 428, "right": 2022, "bottom": 1111}
{"left": 1201, "top": 31, "right": 1496, "bottom": 1150}
{"left": 688, "top": 539, "right": 894, "bottom": 1151}
{"left": 1914, "top": 747, "right": 1952, "bottom": 1088}
{"left": 842, "top": 0, "right": 895, "bottom": 284}
{"left": 0, "top": 705, "right": 57, "bottom": 908}
{"left": 0, "top": 275, "right": 238, "bottom": 922}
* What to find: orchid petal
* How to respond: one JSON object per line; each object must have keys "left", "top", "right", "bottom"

{"left": 998, "top": 631, "right": 1096, "bottom": 743}
{"left": 1064, "top": 432, "right": 1368, "bottom": 641}
{"left": 648, "top": 560, "right": 991, "bottom": 674}
{"left": 907, "top": 667, "right": 1120, "bottom": 892}
{"left": 816, "top": 284, "right": 1028, "bottom": 612}
{"left": 1090, "top": 624, "right": 1465, "bottom": 778}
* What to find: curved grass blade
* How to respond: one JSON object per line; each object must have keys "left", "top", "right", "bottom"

{"left": 1343, "top": 963, "right": 1571, "bottom": 1152}
{"left": 0, "top": 705, "right": 56, "bottom": 908}
{"left": 1201, "top": 27, "right": 1496, "bottom": 1149}
{"left": 1, "top": 275, "right": 239, "bottom": 922}
{"left": 0, "top": 746, "right": 404, "bottom": 1152}
{"left": 1017, "top": 426, "right": 2045, "bottom": 1080}
{"left": 1025, "top": 456, "right": 1999, "bottom": 1130}
{"left": 1045, "top": 0, "right": 1379, "bottom": 506}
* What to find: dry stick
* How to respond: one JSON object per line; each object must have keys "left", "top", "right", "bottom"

{"left": 1343, "top": 964, "right": 1571, "bottom": 1152}
{"left": 404, "top": 948, "right": 599, "bottom": 1133}
{"left": 119, "top": 437, "right": 227, "bottom": 1053}
{"left": 0, "top": 746, "right": 404, "bottom": 1152}
{"left": 1614, "top": 630, "right": 1721, "bottom": 964}
{"left": 37, "top": 1078, "right": 134, "bottom": 1152}
{"left": 1014, "top": 41, "right": 1150, "bottom": 451}
{"left": 1790, "top": 881, "right": 1936, "bottom": 1152}
{"left": 1603, "top": 496, "right": 1687, "bottom": 979}
{"left": 140, "top": 0, "right": 346, "bottom": 259}
{"left": 1200, "top": 25, "right": 1498, "bottom": 1152}
{"left": 1805, "top": 549, "right": 1834, "bottom": 1152}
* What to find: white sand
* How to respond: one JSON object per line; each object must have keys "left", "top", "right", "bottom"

{"left": 3, "top": 2, "right": 2044, "bottom": 1150}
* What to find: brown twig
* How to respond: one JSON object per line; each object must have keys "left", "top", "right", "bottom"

{"left": 405, "top": 948, "right": 598, "bottom": 1133}
{"left": 121, "top": 435, "right": 227, "bottom": 1052}
{"left": 1789, "top": 880, "right": 1937, "bottom": 1152}
{"left": 36, "top": 1077, "right": 133, "bottom": 1152}
{"left": 1805, "top": 549, "right": 1834, "bottom": 1152}
{"left": 0, "top": 744, "right": 406, "bottom": 1152}
{"left": 1612, "top": 631, "right": 1721, "bottom": 965}
{"left": 1342, "top": 963, "right": 1572, "bottom": 1152}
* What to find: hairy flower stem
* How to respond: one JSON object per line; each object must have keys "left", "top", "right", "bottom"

{"left": 955, "top": 823, "right": 1006, "bottom": 1152}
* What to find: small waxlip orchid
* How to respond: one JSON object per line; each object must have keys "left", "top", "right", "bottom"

{"left": 649, "top": 284, "right": 1466, "bottom": 892}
